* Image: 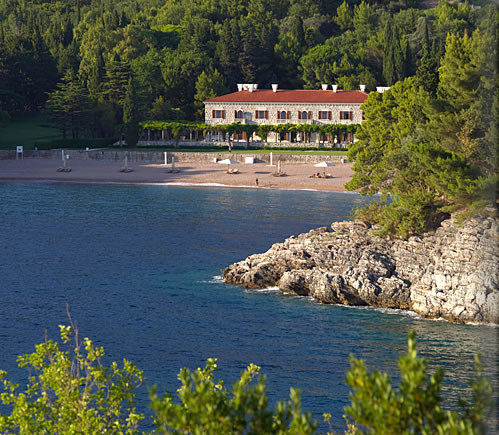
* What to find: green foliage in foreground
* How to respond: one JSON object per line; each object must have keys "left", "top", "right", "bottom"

{"left": 150, "top": 360, "right": 315, "bottom": 434}
{"left": 0, "top": 329, "right": 492, "bottom": 434}
{"left": 0, "top": 325, "right": 144, "bottom": 433}
{"left": 345, "top": 332, "right": 493, "bottom": 434}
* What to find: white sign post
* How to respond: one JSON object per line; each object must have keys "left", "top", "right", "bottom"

{"left": 267, "top": 151, "right": 275, "bottom": 167}
{"left": 16, "top": 146, "right": 23, "bottom": 160}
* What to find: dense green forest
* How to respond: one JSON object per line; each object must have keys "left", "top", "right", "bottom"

{"left": 344, "top": 3, "right": 497, "bottom": 237}
{"left": 0, "top": 0, "right": 493, "bottom": 130}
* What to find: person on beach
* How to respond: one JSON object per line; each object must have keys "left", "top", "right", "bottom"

{"left": 255, "top": 178, "right": 259, "bottom": 186}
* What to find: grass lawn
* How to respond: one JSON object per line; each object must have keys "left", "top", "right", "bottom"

{"left": 0, "top": 115, "right": 63, "bottom": 149}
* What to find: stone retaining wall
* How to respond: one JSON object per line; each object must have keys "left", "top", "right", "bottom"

{"left": 0, "top": 150, "right": 346, "bottom": 164}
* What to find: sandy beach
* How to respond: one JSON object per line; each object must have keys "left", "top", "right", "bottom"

{"left": 0, "top": 158, "right": 354, "bottom": 191}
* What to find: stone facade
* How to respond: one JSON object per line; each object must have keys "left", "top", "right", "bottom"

{"left": 205, "top": 102, "right": 364, "bottom": 126}
{"left": 204, "top": 85, "right": 369, "bottom": 144}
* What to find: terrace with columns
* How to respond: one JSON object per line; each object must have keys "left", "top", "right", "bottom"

{"left": 139, "top": 84, "right": 389, "bottom": 147}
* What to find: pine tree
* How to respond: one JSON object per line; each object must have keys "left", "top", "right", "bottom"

{"left": 430, "top": 28, "right": 496, "bottom": 176}
{"left": 45, "top": 70, "right": 92, "bottom": 140}
{"left": 239, "top": 0, "right": 279, "bottom": 87}
{"left": 335, "top": 1, "right": 353, "bottom": 30}
{"left": 194, "top": 69, "right": 227, "bottom": 120}
{"left": 348, "top": 22, "right": 497, "bottom": 237}
{"left": 216, "top": 19, "right": 242, "bottom": 87}
{"left": 274, "top": 16, "right": 306, "bottom": 88}
{"left": 87, "top": 50, "right": 105, "bottom": 102}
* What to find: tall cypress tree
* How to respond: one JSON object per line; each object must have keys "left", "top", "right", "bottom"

{"left": 416, "top": 47, "right": 438, "bottom": 95}
{"left": 393, "top": 27, "right": 404, "bottom": 82}
{"left": 383, "top": 22, "right": 405, "bottom": 85}
{"left": 383, "top": 21, "right": 395, "bottom": 85}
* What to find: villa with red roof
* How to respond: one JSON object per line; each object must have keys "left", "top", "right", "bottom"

{"left": 204, "top": 83, "right": 371, "bottom": 145}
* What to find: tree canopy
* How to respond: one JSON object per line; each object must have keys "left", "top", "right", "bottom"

{"left": 0, "top": 0, "right": 492, "bottom": 129}
{"left": 346, "top": 18, "right": 497, "bottom": 238}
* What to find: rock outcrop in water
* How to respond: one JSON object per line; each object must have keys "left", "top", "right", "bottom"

{"left": 222, "top": 216, "right": 498, "bottom": 324}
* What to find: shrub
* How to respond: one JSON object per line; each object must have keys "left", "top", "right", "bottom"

{"left": 345, "top": 331, "right": 493, "bottom": 434}
{"left": 0, "top": 324, "right": 143, "bottom": 433}
{"left": 0, "top": 327, "right": 493, "bottom": 433}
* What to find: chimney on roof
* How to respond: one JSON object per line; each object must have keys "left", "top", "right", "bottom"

{"left": 237, "top": 84, "right": 243, "bottom": 92}
{"left": 242, "top": 84, "right": 258, "bottom": 92}
{"left": 360, "top": 84, "right": 366, "bottom": 92}
{"left": 272, "top": 84, "right": 278, "bottom": 92}
{"left": 332, "top": 84, "right": 338, "bottom": 93}
{"left": 321, "top": 84, "right": 328, "bottom": 90}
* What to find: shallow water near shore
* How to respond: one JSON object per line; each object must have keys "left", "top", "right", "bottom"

{"left": 0, "top": 182, "right": 497, "bottom": 432}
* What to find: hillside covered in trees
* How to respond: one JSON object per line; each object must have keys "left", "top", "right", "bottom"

{"left": 0, "top": 0, "right": 496, "bottom": 236}
{"left": 0, "top": 0, "right": 494, "bottom": 130}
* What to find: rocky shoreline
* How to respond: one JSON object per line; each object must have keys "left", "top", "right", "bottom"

{"left": 222, "top": 216, "right": 498, "bottom": 324}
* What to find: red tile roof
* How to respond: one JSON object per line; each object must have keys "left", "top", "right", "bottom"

{"left": 205, "top": 89, "right": 369, "bottom": 104}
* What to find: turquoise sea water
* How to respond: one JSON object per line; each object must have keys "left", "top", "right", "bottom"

{"left": 0, "top": 182, "right": 497, "bottom": 432}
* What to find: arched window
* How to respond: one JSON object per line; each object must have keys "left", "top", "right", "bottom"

{"left": 302, "top": 111, "right": 308, "bottom": 120}
{"left": 236, "top": 110, "right": 243, "bottom": 119}
{"left": 280, "top": 111, "right": 287, "bottom": 120}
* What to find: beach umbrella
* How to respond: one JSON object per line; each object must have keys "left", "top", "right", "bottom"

{"left": 314, "top": 161, "right": 335, "bottom": 177}
{"left": 218, "top": 158, "right": 239, "bottom": 165}
{"left": 218, "top": 158, "right": 239, "bottom": 172}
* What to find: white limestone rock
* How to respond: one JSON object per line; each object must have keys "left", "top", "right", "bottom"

{"left": 222, "top": 216, "right": 498, "bottom": 324}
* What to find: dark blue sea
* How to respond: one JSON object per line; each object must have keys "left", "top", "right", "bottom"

{"left": 0, "top": 182, "right": 497, "bottom": 432}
